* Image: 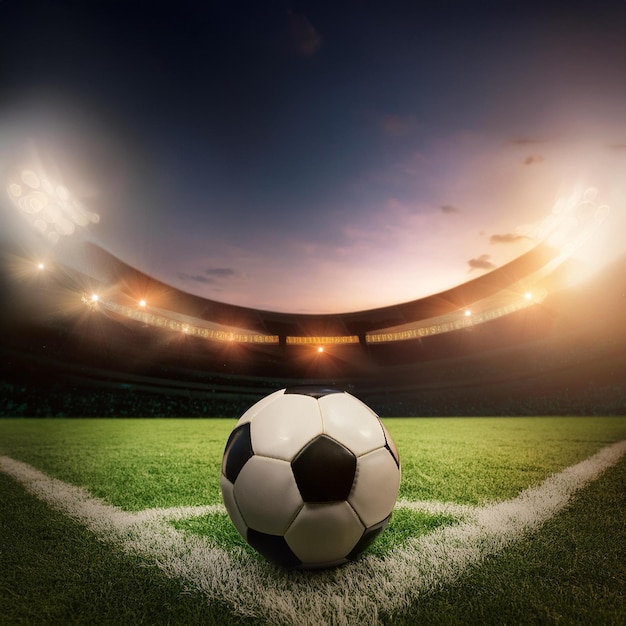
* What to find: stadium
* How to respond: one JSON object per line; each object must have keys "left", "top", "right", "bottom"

{"left": 1, "top": 229, "right": 624, "bottom": 418}
{"left": 1, "top": 116, "right": 625, "bottom": 626}
{"left": 1, "top": 231, "right": 625, "bottom": 624}
{"left": 2, "top": 2, "right": 625, "bottom": 624}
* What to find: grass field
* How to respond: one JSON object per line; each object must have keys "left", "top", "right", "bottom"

{"left": 1, "top": 416, "right": 625, "bottom": 625}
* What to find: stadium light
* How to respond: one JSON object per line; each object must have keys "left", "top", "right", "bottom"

{"left": 5, "top": 165, "right": 101, "bottom": 244}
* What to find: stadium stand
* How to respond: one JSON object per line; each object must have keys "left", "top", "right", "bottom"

{"left": 1, "top": 243, "right": 624, "bottom": 417}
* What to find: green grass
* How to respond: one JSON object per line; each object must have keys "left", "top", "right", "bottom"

{"left": 1, "top": 416, "right": 625, "bottom": 625}
{"left": 0, "top": 471, "right": 258, "bottom": 626}
{"left": 0, "top": 418, "right": 229, "bottom": 509}
{"left": 1, "top": 417, "right": 624, "bottom": 509}
{"left": 393, "top": 416, "right": 626, "bottom": 503}
{"left": 379, "top": 455, "right": 626, "bottom": 626}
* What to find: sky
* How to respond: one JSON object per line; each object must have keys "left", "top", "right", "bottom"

{"left": 1, "top": 0, "right": 625, "bottom": 313}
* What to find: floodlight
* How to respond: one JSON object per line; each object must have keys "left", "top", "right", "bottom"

{"left": 5, "top": 164, "right": 101, "bottom": 244}
{"left": 317, "top": 346, "right": 325, "bottom": 353}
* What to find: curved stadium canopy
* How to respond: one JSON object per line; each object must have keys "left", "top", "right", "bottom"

{"left": 81, "top": 242, "right": 559, "bottom": 344}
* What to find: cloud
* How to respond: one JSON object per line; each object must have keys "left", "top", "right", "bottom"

{"left": 177, "top": 272, "right": 215, "bottom": 285}
{"left": 287, "top": 11, "right": 322, "bottom": 56}
{"left": 523, "top": 155, "right": 544, "bottom": 165}
{"left": 489, "top": 233, "right": 528, "bottom": 244}
{"left": 205, "top": 267, "right": 236, "bottom": 278}
{"left": 177, "top": 267, "right": 237, "bottom": 284}
{"left": 467, "top": 254, "right": 496, "bottom": 271}
{"left": 379, "top": 114, "right": 418, "bottom": 137}
{"left": 440, "top": 204, "right": 460, "bottom": 214}
{"left": 609, "top": 142, "right": 626, "bottom": 150}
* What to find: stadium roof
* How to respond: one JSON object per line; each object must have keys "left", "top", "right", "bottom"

{"left": 82, "top": 242, "right": 559, "bottom": 340}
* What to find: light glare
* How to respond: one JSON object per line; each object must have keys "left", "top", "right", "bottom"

{"left": 5, "top": 163, "right": 101, "bottom": 246}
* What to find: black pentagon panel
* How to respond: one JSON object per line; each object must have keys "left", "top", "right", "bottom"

{"left": 284, "top": 385, "right": 343, "bottom": 399}
{"left": 247, "top": 529, "right": 302, "bottom": 569}
{"left": 222, "top": 422, "right": 253, "bottom": 483}
{"left": 346, "top": 513, "right": 392, "bottom": 561}
{"left": 292, "top": 435, "right": 356, "bottom": 502}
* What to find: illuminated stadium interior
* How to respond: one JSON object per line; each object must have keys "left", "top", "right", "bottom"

{"left": 3, "top": 238, "right": 559, "bottom": 351}
{"left": 1, "top": 1, "right": 624, "bottom": 419}
{"left": 77, "top": 241, "right": 559, "bottom": 345}
{"left": 1, "top": 163, "right": 624, "bottom": 416}
{"left": 1, "top": 224, "right": 624, "bottom": 382}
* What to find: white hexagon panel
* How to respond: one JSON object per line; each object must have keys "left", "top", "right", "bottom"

{"left": 250, "top": 393, "right": 323, "bottom": 461}
{"left": 285, "top": 501, "right": 365, "bottom": 567}
{"left": 235, "top": 389, "right": 285, "bottom": 427}
{"left": 319, "top": 392, "right": 386, "bottom": 457}
{"left": 234, "top": 455, "right": 303, "bottom": 535}
{"left": 349, "top": 447, "right": 402, "bottom": 528}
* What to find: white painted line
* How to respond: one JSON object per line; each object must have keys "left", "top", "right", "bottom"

{"left": 134, "top": 499, "right": 480, "bottom": 523}
{"left": 134, "top": 504, "right": 226, "bottom": 522}
{"left": 394, "top": 498, "right": 480, "bottom": 519}
{"left": 1, "top": 439, "right": 625, "bottom": 626}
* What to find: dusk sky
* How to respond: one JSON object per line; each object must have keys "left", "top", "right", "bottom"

{"left": 1, "top": 1, "right": 625, "bottom": 313}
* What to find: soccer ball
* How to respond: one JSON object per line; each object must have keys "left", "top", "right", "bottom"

{"left": 220, "top": 386, "right": 401, "bottom": 570}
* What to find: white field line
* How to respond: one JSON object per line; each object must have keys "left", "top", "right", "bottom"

{"left": 394, "top": 498, "right": 480, "bottom": 519}
{"left": 1, "top": 439, "right": 625, "bottom": 626}
{"left": 135, "top": 504, "right": 226, "bottom": 523}
{"left": 134, "top": 498, "right": 480, "bottom": 523}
